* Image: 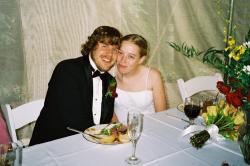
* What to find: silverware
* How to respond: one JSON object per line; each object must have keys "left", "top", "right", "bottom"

{"left": 66, "top": 127, "right": 102, "bottom": 139}
{"left": 165, "top": 113, "right": 206, "bottom": 126}
{"left": 165, "top": 113, "right": 190, "bottom": 123}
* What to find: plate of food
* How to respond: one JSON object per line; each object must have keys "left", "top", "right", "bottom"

{"left": 83, "top": 123, "right": 130, "bottom": 145}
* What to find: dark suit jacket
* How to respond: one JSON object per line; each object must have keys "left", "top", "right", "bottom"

{"left": 29, "top": 56, "right": 115, "bottom": 145}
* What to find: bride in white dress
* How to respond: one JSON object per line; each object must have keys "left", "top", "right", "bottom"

{"left": 113, "top": 34, "right": 167, "bottom": 123}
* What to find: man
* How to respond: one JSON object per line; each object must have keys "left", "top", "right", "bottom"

{"left": 29, "top": 26, "right": 122, "bottom": 145}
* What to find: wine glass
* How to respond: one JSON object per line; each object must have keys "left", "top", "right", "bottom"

{"left": 125, "top": 111, "right": 143, "bottom": 165}
{"left": 0, "top": 142, "right": 22, "bottom": 166}
{"left": 184, "top": 97, "right": 202, "bottom": 127}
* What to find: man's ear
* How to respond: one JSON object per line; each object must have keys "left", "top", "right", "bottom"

{"left": 139, "top": 56, "right": 146, "bottom": 64}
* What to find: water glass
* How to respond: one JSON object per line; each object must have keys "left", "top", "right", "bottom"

{"left": 0, "top": 142, "right": 22, "bottom": 166}
{"left": 126, "top": 111, "right": 143, "bottom": 165}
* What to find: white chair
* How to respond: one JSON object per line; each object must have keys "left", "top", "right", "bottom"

{"left": 177, "top": 73, "right": 223, "bottom": 102}
{"left": 1, "top": 99, "right": 44, "bottom": 146}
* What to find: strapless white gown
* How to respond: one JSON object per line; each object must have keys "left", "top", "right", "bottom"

{"left": 114, "top": 88, "right": 155, "bottom": 123}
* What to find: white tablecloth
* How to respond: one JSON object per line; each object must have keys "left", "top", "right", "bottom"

{"left": 22, "top": 108, "right": 247, "bottom": 166}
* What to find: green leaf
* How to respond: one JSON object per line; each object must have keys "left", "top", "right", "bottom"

{"left": 168, "top": 42, "right": 202, "bottom": 58}
{"left": 202, "top": 47, "right": 225, "bottom": 71}
{"left": 168, "top": 42, "right": 225, "bottom": 73}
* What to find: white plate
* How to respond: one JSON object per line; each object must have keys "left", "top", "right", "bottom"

{"left": 83, "top": 124, "right": 128, "bottom": 145}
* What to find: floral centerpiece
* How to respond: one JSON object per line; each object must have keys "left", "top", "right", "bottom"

{"left": 190, "top": 99, "right": 245, "bottom": 148}
{"left": 216, "top": 37, "right": 250, "bottom": 112}
{"left": 169, "top": 29, "right": 250, "bottom": 153}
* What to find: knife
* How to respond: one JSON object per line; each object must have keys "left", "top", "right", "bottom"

{"left": 165, "top": 113, "right": 205, "bottom": 126}
{"left": 165, "top": 113, "right": 190, "bottom": 123}
{"left": 66, "top": 127, "right": 102, "bottom": 139}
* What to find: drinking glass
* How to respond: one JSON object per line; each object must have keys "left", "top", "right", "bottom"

{"left": 184, "top": 97, "right": 202, "bottom": 127}
{"left": 0, "top": 142, "right": 22, "bottom": 166}
{"left": 125, "top": 111, "right": 143, "bottom": 165}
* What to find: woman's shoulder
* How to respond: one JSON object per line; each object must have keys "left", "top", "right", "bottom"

{"left": 142, "top": 66, "right": 164, "bottom": 90}
{"left": 145, "top": 66, "right": 162, "bottom": 79}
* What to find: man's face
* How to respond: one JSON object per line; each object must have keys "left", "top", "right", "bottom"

{"left": 91, "top": 42, "right": 119, "bottom": 72}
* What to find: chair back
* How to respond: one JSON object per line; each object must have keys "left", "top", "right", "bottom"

{"left": 1, "top": 99, "right": 44, "bottom": 145}
{"left": 177, "top": 73, "right": 223, "bottom": 102}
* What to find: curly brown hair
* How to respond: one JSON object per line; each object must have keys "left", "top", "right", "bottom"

{"left": 81, "top": 26, "right": 122, "bottom": 56}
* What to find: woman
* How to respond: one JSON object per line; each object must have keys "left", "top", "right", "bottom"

{"left": 114, "top": 34, "right": 167, "bottom": 123}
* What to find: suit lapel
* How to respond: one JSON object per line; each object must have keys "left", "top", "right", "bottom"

{"left": 100, "top": 74, "right": 112, "bottom": 123}
{"left": 81, "top": 56, "right": 94, "bottom": 122}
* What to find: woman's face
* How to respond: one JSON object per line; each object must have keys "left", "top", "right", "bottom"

{"left": 117, "top": 41, "right": 145, "bottom": 75}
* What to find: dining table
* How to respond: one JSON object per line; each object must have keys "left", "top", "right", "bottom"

{"left": 22, "top": 108, "right": 247, "bottom": 166}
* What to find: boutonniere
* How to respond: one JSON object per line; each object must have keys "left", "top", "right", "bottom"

{"left": 105, "top": 78, "right": 118, "bottom": 98}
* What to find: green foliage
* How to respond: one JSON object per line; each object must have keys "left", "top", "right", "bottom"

{"left": 168, "top": 42, "right": 203, "bottom": 58}
{"left": 202, "top": 47, "right": 225, "bottom": 71}
{"left": 168, "top": 29, "right": 250, "bottom": 111}
{"left": 168, "top": 29, "right": 250, "bottom": 76}
{"left": 168, "top": 42, "right": 227, "bottom": 72}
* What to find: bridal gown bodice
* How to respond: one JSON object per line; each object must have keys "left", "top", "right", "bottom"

{"left": 114, "top": 88, "right": 155, "bottom": 123}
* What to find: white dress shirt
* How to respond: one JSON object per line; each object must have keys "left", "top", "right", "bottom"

{"left": 89, "top": 56, "right": 103, "bottom": 125}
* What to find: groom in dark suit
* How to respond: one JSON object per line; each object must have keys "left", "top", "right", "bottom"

{"left": 29, "top": 26, "right": 122, "bottom": 145}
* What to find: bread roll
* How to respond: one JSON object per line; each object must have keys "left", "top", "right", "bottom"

{"left": 99, "top": 135, "right": 116, "bottom": 144}
{"left": 118, "top": 133, "right": 130, "bottom": 143}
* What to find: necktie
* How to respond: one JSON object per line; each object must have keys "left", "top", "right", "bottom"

{"left": 92, "top": 70, "right": 106, "bottom": 80}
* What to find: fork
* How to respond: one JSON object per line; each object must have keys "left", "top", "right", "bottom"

{"left": 66, "top": 127, "right": 102, "bottom": 139}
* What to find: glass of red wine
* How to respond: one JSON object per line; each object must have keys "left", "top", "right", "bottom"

{"left": 184, "top": 97, "right": 202, "bottom": 128}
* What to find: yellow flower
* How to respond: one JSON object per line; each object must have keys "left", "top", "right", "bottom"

{"left": 202, "top": 113, "right": 208, "bottom": 123}
{"left": 222, "top": 108, "right": 229, "bottom": 116}
{"left": 218, "top": 99, "right": 225, "bottom": 108}
{"left": 231, "top": 105, "right": 238, "bottom": 113}
{"left": 234, "top": 113, "right": 244, "bottom": 125}
{"left": 237, "top": 110, "right": 244, "bottom": 117}
{"left": 228, "top": 37, "right": 236, "bottom": 46}
{"left": 230, "top": 50, "right": 241, "bottom": 61}
{"left": 207, "top": 106, "right": 217, "bottom": 116}
{"left": 228, "top": 45, "right": 246, "bottom": 61}
{"left": 225, "top": 37, "right": 236, "bottom": 51}
{"left": 238, "top": 45, "right": 246, "bottom": 54}
{"left": 223, "top": 103, "right": 235, "bottom": 116}
{"left": 226, "top": 104, "right": 236, "bottom": 115}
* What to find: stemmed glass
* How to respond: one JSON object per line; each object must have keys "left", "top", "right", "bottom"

{"left": 0, "top": 142, "right": 22, "bottom": 166}
{"left": 184, "top": 97, "right": 202, "bottom": 128}
{"left": 126, "top": 111, "right": 143, "bottom": 165}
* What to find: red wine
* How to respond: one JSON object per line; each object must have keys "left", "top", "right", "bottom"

{"left": 184, "top": 104, "right": 201, "bottom": 119}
